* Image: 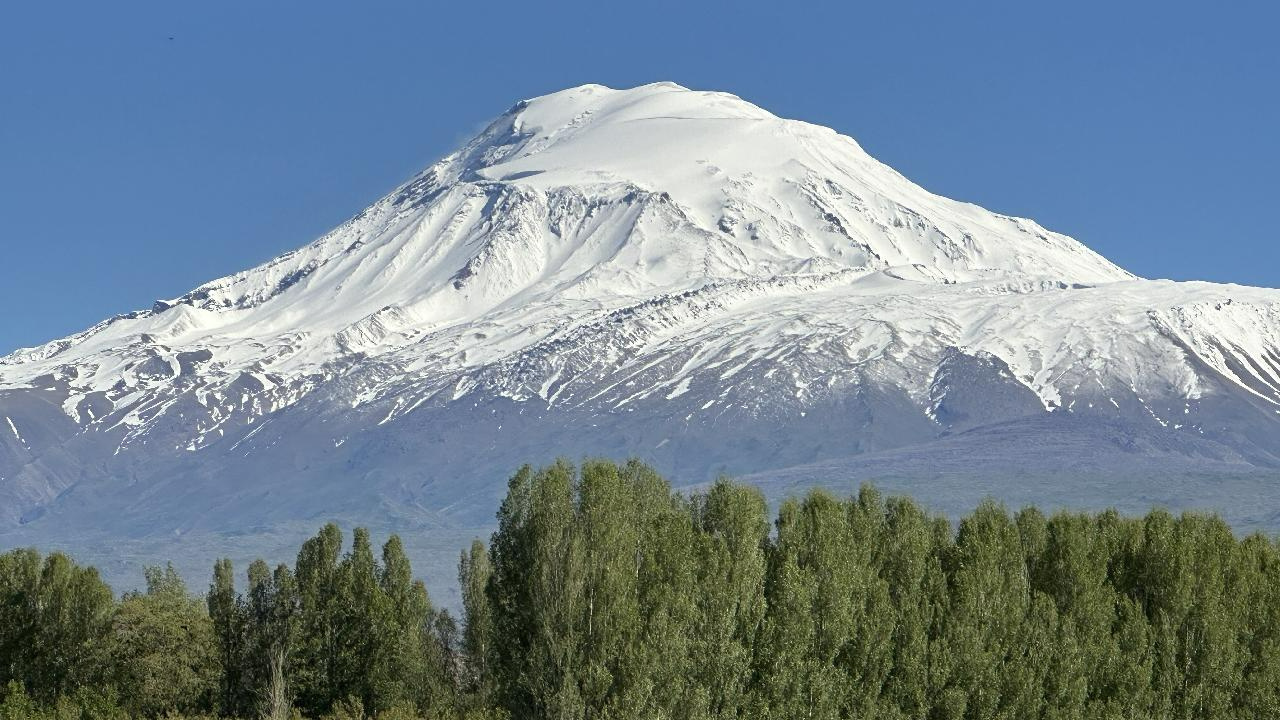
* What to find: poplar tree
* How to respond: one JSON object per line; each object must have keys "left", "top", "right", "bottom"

{"left": 756, "top": 496, "right": 828, "bottom": 719}
{"left": 244, "top": 559, "right": 300, "bottom": 718}
{"left": 334, "top": 527, "right": 389, "bottom": 711}
{"left": 208, "top": 557, "right": 245, "bottom": 716}
{"left": 575, "top": 459, "right": 644, "bottom": 718}
{"left": 489, "top": 460, "right": 586, "bottom": 719}
{"left": 1235, "top": 533, "right": 1280, "bottom": 716}
{"left": 459, "top": 539, "right": 495, "bottom": 706}
{"left": 878, "top": 496, "right": 948, "bottom": 718}
{"left": 632, "top": 489, "right": 700, "bottom": 719}
{"left": 840, "top": 486, "right": 895, "bottom": 717}
{"left": 938, "top": 500, "right": 1029, "bottom": 719}
{"left": 379, "top": 535, "right": 421, "bottom": 708}
{"left": 692, "top": 478, "right": 768, "bottom": 720}
{"left": 0, "top": 549, "right": 114, "bottom": 702}
{"left": 294, "top": 522, "right": 345, "bottom": 715}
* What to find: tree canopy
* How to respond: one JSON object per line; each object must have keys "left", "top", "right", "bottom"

{"left": 3, "top": 459, "right": 1280, "bottom": 720}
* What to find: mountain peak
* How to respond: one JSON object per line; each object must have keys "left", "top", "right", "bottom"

{"left": 424, "top": 82, "right": 1131, "bottom": 287}
{"left": 463, "top": 81, "right": 838, "bottom": 193}
{"left": 4, "top": 83, "right": 1137, "bottom": 381}
{"left": 512, "top": 81, "right": 773, "bottom": 130}
{"left": 3, "top": 83, "right": 1279, "bottom": 592}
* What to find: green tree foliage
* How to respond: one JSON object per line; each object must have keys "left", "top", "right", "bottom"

{"left": 0, "top": 549, "right": 114, "bottom": 702}
{"left": 488, "top": 459, "right": 585, "bottom": 719}
{"left": 877, "top": 496, "right": 950, "bottom": 718}
{"left": 206, "top": 525, "right": 455, "bottom": 719}
{"left": 458, "top": 539, "right": 494, "bottom": 708}
{"left": 691, "top": 478, "right": 768, "bottom": 720}
{"left": 207, "top": 556, "right": 243, "bottom": 715}
{"left": 296, "top": 522, "right": 346, "bottom": 714}
{"left": 244, "top": 559, "right": 300, "bottom": 719}
{"left": 4, "top": 459, "right": 1280, "bottom": 720}
{"left": 478, "top": 463, "right": 1280, "bottom": 720}
{"left": 110, "top": 563, "right": 218, "bottom": 716}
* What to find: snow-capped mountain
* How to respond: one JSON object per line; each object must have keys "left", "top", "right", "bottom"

{"left": 3, "top": 83, "right": 1278, "bottom": 593}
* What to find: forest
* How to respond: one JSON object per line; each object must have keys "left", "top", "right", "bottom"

{"left": 3, "top": 458, "right": 1280, "bottom": 719}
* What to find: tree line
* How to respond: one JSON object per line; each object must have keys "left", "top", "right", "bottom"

{"left": 3, "top": 458, "right": 1280, "bottom": 719}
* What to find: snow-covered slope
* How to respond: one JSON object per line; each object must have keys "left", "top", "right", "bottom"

{"left": 2, "top": 83, "right": 1278, "bottom": 593}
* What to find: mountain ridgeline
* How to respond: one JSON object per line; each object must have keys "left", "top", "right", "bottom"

{"left": 3, "top": 460, "right": 1280, "bottom": 719}
{"left": 1, "top": 82, "right": 1279, "bottom": 591}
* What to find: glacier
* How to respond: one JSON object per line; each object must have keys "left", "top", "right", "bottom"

{"left": 1, "top": 82, "right": 1277, "bottom": 599}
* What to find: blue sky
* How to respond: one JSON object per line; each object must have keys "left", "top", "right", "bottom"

{"left": 1, "top": 1, "right": 1276, "bottom": 354}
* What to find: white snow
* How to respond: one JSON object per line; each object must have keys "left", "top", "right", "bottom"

{"left": 4, "top": 416, "right": 26, "bottom": 448}
{"left": 0, "top": 82, "right": 1277, "bottom": 447}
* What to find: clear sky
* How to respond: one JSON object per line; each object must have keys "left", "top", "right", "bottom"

{"left": 2, "top": 1, "right": 1276, "bottom": 354}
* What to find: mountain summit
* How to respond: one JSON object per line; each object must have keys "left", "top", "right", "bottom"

{"left": 2, "top": 83, "right": 1278, "bottom": 592}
